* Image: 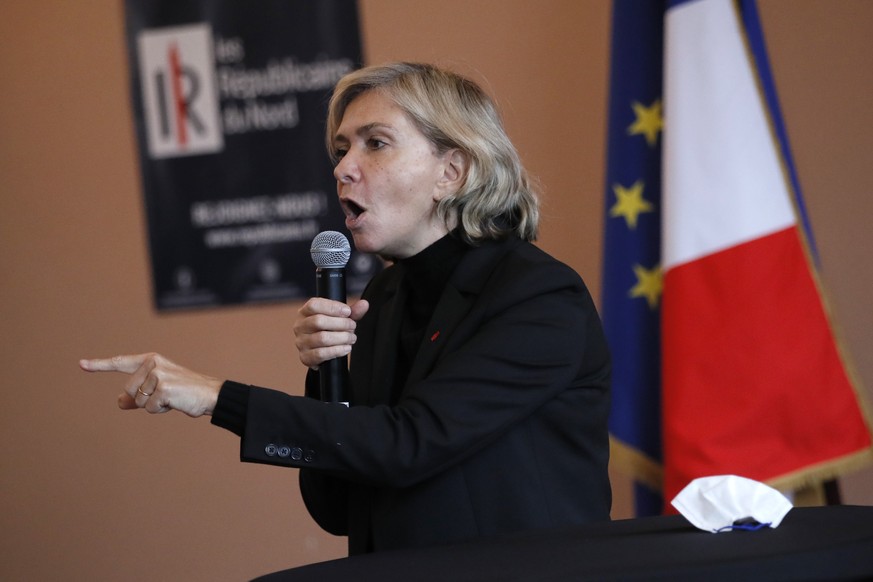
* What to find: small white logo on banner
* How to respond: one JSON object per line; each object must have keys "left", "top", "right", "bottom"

{"left": 138, "top": 24, "right": 224, "bottom": 158}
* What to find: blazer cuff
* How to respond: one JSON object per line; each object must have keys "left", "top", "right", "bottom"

{"left": 210, "top": 380, "right": 250, "bottom": 437}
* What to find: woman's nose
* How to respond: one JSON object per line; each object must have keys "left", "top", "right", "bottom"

{"left": 333, "top": 152, "right": 358, "bottom": 184}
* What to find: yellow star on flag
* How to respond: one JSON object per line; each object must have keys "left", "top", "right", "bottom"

{"left": 629, "top": 263, "right": 663, "bottom": 309}
{"left": 610, "top": 180, "right": 653, "bottom": 229}
{"left": 627, "top": 99, "right": 663, "bottom": 147}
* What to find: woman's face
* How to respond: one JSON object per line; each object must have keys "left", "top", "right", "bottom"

{"left": 332, "top": 90, "right": 458, "bottom": 260}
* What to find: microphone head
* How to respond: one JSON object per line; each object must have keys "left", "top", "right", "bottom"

{"left": 310, "top": 231, "right": 351, "bottom": 268}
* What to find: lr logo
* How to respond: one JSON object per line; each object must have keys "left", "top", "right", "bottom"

{"left": 137, "top": 24, "right": 223, "bottom": 158}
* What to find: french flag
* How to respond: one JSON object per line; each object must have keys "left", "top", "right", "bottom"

{"left": 661, "top": 0, "right": 873, "bottom": 501}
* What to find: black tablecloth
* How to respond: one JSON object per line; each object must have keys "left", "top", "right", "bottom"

{"left": 255, "top": 505, "right": 873, "bottom": 581}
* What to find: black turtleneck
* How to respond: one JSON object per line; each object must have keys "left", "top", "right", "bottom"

{"left": 392, "top": 232, "right": 470, "bottom": 401}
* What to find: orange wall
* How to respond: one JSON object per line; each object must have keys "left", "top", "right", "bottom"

{"left": 2, "top": 1, "right": 872, "bottom": 580}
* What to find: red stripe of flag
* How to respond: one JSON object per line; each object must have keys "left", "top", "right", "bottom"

{"left": 662, "top": 226, "right": 871, "bottom": 500}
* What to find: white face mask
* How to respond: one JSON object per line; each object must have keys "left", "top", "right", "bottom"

{"left": 671, "top": 475, "right": 793, "bottom": 533}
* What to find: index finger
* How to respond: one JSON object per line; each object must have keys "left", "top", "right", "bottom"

{"left": 300, "top": 297, "right": 352, "bottom": 317}
{"left": 79, "top": 354, "right": 149, "bottom": 375}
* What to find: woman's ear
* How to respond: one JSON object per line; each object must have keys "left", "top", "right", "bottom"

{"left": 435, "top": 149, "right": 468, "bottom": 201}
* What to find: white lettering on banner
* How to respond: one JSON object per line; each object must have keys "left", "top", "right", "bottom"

{"left": 190, "top": 191, "right": 328, "bottom": 228}
{"left": 216, "top": 57, "right": 353, "bottom": 99}
{"left": 214, "top": 36, "right": 245, "bottom": 64}
{"left": 222, "top": 98, "right": 300, "bottom": 134}
{"left": 203, "top": 219, "right": 320, "bottom": 248}
{"left": 138, "top": 24, "right": 224, "bottom": 158}
{"left": 214, "top": 54, "right": 353, "bottom": 135}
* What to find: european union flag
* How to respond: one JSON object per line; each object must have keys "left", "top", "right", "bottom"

{"left": 601, "top": 0, "right": 666, "bottom": 516}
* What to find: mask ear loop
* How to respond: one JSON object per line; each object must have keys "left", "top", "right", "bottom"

{"left": 715, "top": 520, "right": 772, "bottom": 533}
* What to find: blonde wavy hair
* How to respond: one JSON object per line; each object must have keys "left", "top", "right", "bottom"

{"left": 326, "top": 62, "right": 539, "bottom": 243}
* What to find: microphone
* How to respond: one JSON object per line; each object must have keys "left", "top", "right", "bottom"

{"left": 310, "top": 231, "right": 352, "bottom": 403}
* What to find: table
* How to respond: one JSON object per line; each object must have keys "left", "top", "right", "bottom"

{"left": 254, "top": 505, "right": 873, "bottom": 581}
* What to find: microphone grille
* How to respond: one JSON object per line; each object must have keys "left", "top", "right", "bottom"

{"left": 310, "top": 231, "right": 351, "bottom": 268}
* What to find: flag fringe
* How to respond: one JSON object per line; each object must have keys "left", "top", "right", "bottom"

{"left": 609, "top": 436, "right": 873, "bottom": 499}
{"left": 766, "top": 446, "right": 873, "bottom": 495}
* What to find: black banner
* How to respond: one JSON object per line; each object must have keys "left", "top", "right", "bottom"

{"left": 124, "top": 0, "right": 378, "bottom": 310}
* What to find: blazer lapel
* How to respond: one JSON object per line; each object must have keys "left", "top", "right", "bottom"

{"left": 366, "top": 271, "right": 407, "bottom": 406}
{"left": 404, "top": 237, "right": 518, "bottom": 388}
{"left": 404, "top": 283, "right": 472, "bottom": 387}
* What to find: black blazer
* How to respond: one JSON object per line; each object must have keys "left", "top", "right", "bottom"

{"left": 240, "top": 236, "right": 611, "bottom": 554}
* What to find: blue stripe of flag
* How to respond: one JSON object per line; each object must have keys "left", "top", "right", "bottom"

{"left": 602, "top": 0, "right": 667, "bottom": 515}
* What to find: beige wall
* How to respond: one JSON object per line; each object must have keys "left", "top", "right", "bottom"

{"left": 2, "top": 1, "right": 871, "bottom": 580}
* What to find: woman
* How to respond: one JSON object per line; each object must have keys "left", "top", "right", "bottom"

{"left": 81, "top": 62, "right": 612, "bottom": 555}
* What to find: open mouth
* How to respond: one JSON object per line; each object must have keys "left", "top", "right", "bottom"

{"left": 342, "top": 199, "right": 366, "bottom": 220}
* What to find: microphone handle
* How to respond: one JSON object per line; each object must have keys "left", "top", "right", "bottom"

{"left": 320, "top": 357, "right": 349, "bottom": 403}
{"left": 315, "top": 267, "right": 349, "bottom": 403}
{"left": 316, "top": 266, "right": 347, "bottom": 303}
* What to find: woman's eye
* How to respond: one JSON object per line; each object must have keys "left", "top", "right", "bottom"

{"left": 334, "top": 148, "right": 348, "bottom": 159}
{"left": 367, "top": 138, "right": 387, "bottom": 150}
